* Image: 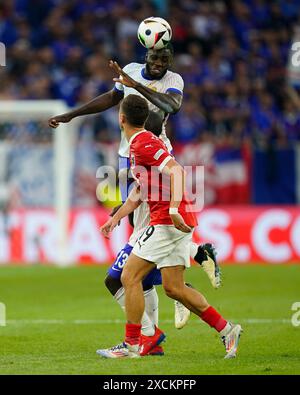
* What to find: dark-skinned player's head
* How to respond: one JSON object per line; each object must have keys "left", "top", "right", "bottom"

{"left": 145, "top": 111, "right": 163, "bottom": 137}
{"left": 119, "top": 94, "right": 149, "bottom": 129}
{"left": 145, "top": 43, "right": 173, "bottom": 79}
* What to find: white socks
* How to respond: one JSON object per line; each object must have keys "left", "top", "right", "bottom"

{"left": 114, "top": 286, "right": 159, "bottom": 337}
{"left": 144, "top": 286, "right": 159, "bottom": 330}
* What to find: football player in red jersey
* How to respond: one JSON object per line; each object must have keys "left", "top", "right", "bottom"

{"left": 100, "top": 94, "right": 243, "bottom": 359}
{"left": 50, "top": 46, "right": 221, "bottom": 345}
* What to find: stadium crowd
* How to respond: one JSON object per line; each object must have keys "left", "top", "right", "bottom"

{"left": 1, "top": 0, "right": 300, "bottom": 148}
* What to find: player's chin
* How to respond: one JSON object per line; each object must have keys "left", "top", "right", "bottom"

{"left": 149, "top": 68, "right": 164, "bottom": 78}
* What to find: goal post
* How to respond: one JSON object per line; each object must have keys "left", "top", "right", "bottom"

{"left": 0, "top": 100, "right": 76, "bottom": 266}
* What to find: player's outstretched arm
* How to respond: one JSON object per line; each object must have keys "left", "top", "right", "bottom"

{"left": 110, "top": 60, "right": 182, "bottom": 114}
{"left": 48, "top": 88, "right": 124, "bottom": 128}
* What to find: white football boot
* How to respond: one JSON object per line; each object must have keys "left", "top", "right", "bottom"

{"left": 221, "top": 323, "right": 243, "bottom": 359}
{"left": 174, "top": 300, "right": 191, "bottom": 329}
{"left": 199, "top": 243, "right": 221, "bottom": 289}
{"left": 96, "top": 342, "right": 140, "bottom": 359}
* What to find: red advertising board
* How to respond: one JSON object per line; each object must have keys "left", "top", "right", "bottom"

{"left": 1, "top": 206, "right": 299, "bottom": 265}
{"left": 193, "top": 206, "right": 300, "bottom": 263}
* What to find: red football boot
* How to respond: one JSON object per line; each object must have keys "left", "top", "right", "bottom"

{"left": 148, "top": 345, "right": 164, "bottom": 356}
{"left": 139, "top": 326, "right": 166, "bottom": 356}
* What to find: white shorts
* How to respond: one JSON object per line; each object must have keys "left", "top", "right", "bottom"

{"left": 132, "top": 225, "right": 193, "bottom": 269}
{"left": 128, "top": 201, "right": 150, "bottom": 246}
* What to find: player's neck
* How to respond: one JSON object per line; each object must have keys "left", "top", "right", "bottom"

{"left": 124, "top": 125, "right": 145, "bottom": 142}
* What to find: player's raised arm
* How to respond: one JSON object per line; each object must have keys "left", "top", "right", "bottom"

{"left": 135, "top": 83, "right": 182, "bottom": 114}
{"left": 48, "top": 88, "right": 124, "bottom": 128}
{"left": 110, "top": 45, "right": 183, "bottom": 115}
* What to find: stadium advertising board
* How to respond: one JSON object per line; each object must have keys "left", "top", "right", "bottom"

{"left": 0, "top": 207, "right": 299, "bottom": 264}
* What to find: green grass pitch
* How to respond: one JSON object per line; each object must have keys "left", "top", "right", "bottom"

{"left": 1, "top": 264, "right": 300, "bottom": 375}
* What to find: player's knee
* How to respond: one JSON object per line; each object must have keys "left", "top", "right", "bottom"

{"left": 120, "top": 267, "right": 135, "bottom": 288}
{"left": 163, "top": 283, "right": 182, "bottom": 300}
{"left": 104, "top": 275, "right": 122, "bottom": 296}
{"left": 121, "top": 264, "right": 143, "bottom": 288}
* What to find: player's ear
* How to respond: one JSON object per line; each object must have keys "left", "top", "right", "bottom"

{"left": 119, "top": 113, "right": 125, "bottom": 128}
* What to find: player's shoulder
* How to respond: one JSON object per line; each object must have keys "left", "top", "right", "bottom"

{"left": 133, "top": 131, "right": 162, "bottom": 149}
{"left": 123, "top": 62, "right": 143, "bottom": 73}
{"left": 165, "top": 69, "right": 184, "bottom": 83}
{"left": 163, "top": 69, "right": 184, "bottom": 92}
{"left": 133, "top": 131, "right": 153, "bottom": 144}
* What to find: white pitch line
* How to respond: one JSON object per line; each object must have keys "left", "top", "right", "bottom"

{"left": 5, "top": 318, "right": 291, "bottom": 325}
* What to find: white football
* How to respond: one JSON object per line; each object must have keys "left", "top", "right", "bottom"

{"left": 137, "top": 17, "right": 172, "bottom": 50}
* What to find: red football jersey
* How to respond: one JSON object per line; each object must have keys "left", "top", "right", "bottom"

{"left": 129, "top": 130, "right": 198, "bottom": 227}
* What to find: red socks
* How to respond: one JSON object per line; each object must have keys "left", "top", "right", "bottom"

{"left": 200, "top": 306, "right": 227, "bottom": 332}
{"left": 125, "top": 308, "right": 225, "bottom": 344}
{"left": 125, "top": 323, "right": 142, "bottom": 345}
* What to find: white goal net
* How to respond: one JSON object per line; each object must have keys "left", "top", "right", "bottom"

{"left": 0, "top": 100, "right": 75, "bottom": 265}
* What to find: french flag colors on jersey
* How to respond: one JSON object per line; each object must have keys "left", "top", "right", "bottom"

{"left": 129, "top": 130, "right": 198, "bottom": 227}
{"left": 114, "top": 62, "right": 184, "bottom": 158}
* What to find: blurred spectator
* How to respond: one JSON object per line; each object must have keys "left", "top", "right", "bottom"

{"left": 170, "top": 100, "right": 206, "bottom": 143}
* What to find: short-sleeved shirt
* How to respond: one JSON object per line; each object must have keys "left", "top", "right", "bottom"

{"left": 129, "top": 130, "right": 198, "bottom": 227}
{"left": 115, "top": 63, "right": 184, "bottom": 157}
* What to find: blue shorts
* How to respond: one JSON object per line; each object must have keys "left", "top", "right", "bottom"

{"left": 108, "top": 243, "right": 162, "bottom": 287}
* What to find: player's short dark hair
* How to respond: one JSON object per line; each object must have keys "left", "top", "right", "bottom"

{"left": 147, "top": 42, "right": 174, "bottom": 57}
{"left": 145, "top": 111, "right": 163, "bottom": 137}
{"left": 120, "top": 94, "right": 149, "bottom": 126}
{"left": 163, "top": 42, "right": 174, "bottom": 56}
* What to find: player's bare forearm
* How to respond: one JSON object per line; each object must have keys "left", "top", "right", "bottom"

{"left": 166, "top": 163, "right": 191, "bottom": 233}
{"left": 162, "top": 159, "right": 185, "bottom": 207}
{"left": 100, "top": 190, "right": 141, "bottom": 238}
{"left": 135, "top": 84, "right": 182, "bottom": 114}
{"left": 71, "top": 89, "right": 123, "bottom": 117}
{"left": 113, "top": 187, "right": 141, "bottom": 222}
{"left": 48, "top": 89, "right": 123, "bottom": 128}
{"left": 170, "top": 167, "right": 185, "bottom": 209}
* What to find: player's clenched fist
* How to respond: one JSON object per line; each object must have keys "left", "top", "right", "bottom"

{"left": 48, "top": 113, "right": 73, "bottom": 128}
{"left": 170, "top": 213, "right": 192, "bottom": 233}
